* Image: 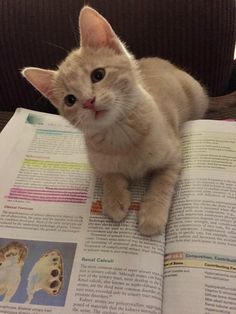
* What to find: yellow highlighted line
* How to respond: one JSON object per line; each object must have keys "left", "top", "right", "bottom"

{"left": 23, "top": 159, "right": 90, "bottom": 170}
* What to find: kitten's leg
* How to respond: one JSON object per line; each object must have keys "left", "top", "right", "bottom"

{"left": 139, "top": 163, "right": 180, "bottom": 236}
{"left": 102, "top": 173, "right": 131, "bottom": 222}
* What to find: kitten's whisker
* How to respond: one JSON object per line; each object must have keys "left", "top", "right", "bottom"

{"left": 29, "top": 94, "right": 56, "bottom": 112}
{"left": 31, "top": 94, "right": 45, "bottom": 107}
{"left": 69, "top": 16, "right": 80, "bottom": 47}
{"left": 43, "top": 40, "right": 69, "bottom": 54}
{"left": 115, "top": 121, "right": 137, "bottom": 145}
{"left": 45, "top": 86, "right": 64, "bottom": 96}
{"left": 113, "top": 99, "right": 140, "bottom": 120}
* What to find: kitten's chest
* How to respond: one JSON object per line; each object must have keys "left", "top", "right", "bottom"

{"left": 85, "top": 120, "right": 178, "bottom": 178}
{"left": 87, "top": 143, "right": 169, "bottom": 178}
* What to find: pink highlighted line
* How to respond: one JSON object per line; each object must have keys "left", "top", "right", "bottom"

{"left": 11, "top": 187, "right": 89, "bottom": 192}
{"left": 7, "top": 195, "right": 87, "bottom": 203}
{"left": 10, "top": 190, "right": 88, "bottom": 197}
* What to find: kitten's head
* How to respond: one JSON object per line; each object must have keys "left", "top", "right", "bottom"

{"left": 22, "top": 6, "right": 139, "bottom": 133}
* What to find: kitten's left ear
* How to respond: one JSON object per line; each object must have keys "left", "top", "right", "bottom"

{"left": 79, "top": 6, "right": 126, "bottom": 55}
{"left": 21, "top": 67, "right": 58, "bottom": 106}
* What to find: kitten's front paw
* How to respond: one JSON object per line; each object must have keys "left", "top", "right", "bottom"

{"left": 102, "top": 188, "right": 131, "bottom": 222}
{"left": 138, "top": 200, "right": 168, "bottom": 236}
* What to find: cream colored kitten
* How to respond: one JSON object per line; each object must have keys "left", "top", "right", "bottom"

{"left": 22, "top": 6, "right": 208, "bottom": 235}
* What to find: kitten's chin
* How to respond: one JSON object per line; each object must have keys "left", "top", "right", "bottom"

{"left": 78, "top": 109, "right": 115, "bottom": 133}
{"left": 94, "top": 109, "right": 108, "bottom": 120}
{"left": 88, "top": 110, "right": 121, "bottom": 134}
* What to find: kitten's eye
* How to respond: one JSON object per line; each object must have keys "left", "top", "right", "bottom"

{"left": 91, "top": 68, "right": 105, "bottom": 83}
{"left": 64, "top": 94, "right": 77, "bottom": 107}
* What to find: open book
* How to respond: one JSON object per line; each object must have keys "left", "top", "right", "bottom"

{"left": 0, "top": 108, "right": 235, "bottom": 314}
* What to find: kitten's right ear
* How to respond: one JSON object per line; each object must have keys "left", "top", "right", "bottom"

{"left": 21, "top": 67, "right": 57, "bottom": 106}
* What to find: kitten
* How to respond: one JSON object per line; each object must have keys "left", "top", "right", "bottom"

{"left": 22, "top": 6, "right": 208, "bottom": 235}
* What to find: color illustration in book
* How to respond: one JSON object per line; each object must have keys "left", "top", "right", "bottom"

{"left": 0, "top": 238, "right": 76, "bottom": 306}
{"left": 26, "top": 250, "right": 64, "bottom": 304}
{"left": 0, "top": 241, "right": 28, "bottom": 302}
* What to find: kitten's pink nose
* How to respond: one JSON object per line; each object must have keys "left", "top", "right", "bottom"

{"left": 83, "top": 97, "right": 96, "bottom": 110}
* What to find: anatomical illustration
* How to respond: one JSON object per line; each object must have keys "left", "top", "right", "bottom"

{"left": 25, "top": 249, "right": 64, "bottom": 304}
{"left": 0, "top": 241, "right": 28, "bottom": 302}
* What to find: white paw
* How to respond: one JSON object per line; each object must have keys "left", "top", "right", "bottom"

{"left": 102, "top": 188, "right": 131, "bottom": 222}
{"left": 138, "top": 199, "right": 168, "bottom": 236}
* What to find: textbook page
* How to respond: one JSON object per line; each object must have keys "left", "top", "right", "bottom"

{"left": 163, "top": 120, "right": 236, "bottom": 314}
{"left": 0, "top": 108, "right": 164, "bottom": 314}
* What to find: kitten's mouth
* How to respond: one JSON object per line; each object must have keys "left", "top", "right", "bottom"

{"left": 82, "top": 97, "right": 108, "bottom": 120}
{"left": 94, "top": 109, "right": 107, "bottom": 119}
